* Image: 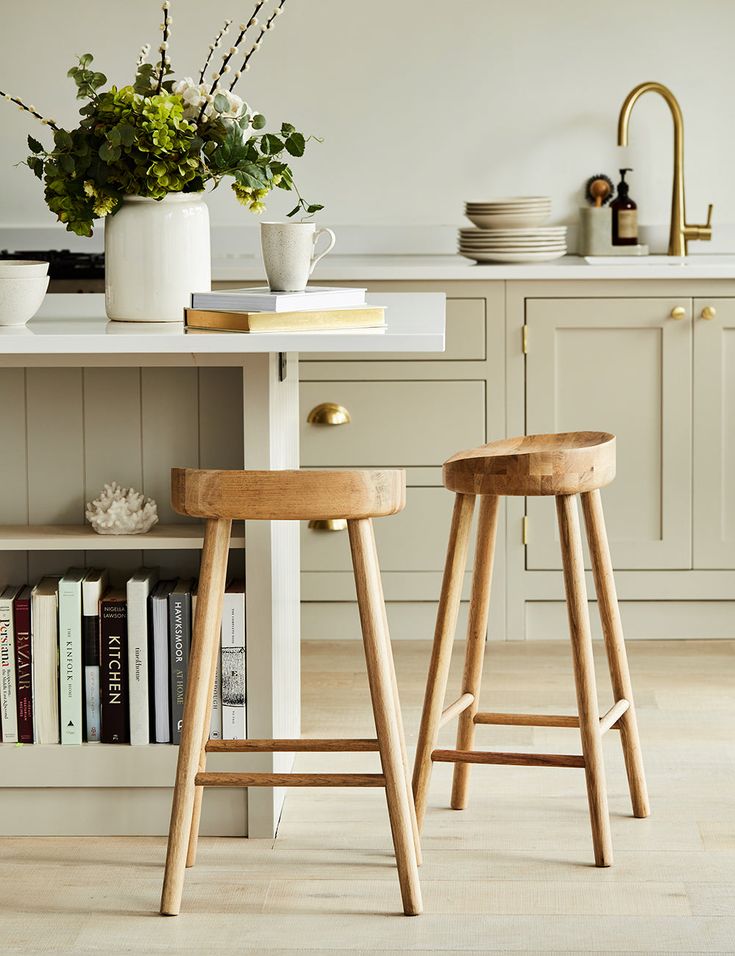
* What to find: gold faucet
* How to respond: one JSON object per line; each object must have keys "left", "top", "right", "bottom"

{"left": 617, "top": 81, "right": 712, "bottom": 256}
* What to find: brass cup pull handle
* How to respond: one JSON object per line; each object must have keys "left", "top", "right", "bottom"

{"left": 306, "top": 402, "right": 351, "bottom": 425}
{"left": 308, "top": 518, "right": 347, "bottom": 532}
{"left": 670, "top": 306, "right": 687, "bottom": 320}
{"left": 701, "top": 306, "right": 717, "bottom": 321}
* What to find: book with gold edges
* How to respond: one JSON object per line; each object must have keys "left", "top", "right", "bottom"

{"left": 184, "top": 305, "right": 385, "bottom": 333}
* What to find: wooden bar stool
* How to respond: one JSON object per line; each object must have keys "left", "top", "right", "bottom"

{"left": 412, "top": 432, "right": 650, "bottom": 867}
{"left": 160, "top": 468, "right": 422, "bottom": 917}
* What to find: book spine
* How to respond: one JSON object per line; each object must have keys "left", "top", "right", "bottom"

{"left": 100, "top": 601, "right": 129, "bottom": 744}
{"left": 221, "top": 593, "right": 246, "bottom": 740}
{"left": 127, "top": 585, "right": 150, "bottom": 746}
{"left": 209, "top": 650, "right": 222, "bottom": 740}
{"left": 0, "top": 598, "right": 18, "bottom": 744}
{"left": 152, "top": 599, "right": 170, "bottom": 744}
{"left": 13, "top": 598, "right": 32, "bottom": 743}
{"left": 83, "top": 616, "right": 101, "bottom": 742}
{"left": 168, "top": 591, "right": 191, "bottom": 745}
{"left": 58, "top": 582, "right": 83, "bottom": 745}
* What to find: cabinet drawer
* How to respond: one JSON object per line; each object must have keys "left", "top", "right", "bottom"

{"left": 300, "top": 380, "right": 485, "bottom": 467}
{"left": 302, "top": 486, "right": 476, "bottom": 572}
{"left": 301, "top": 298, "right": 486, "bottom": 362}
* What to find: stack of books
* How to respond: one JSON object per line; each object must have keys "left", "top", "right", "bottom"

{"left": 0, "top": 571, "right": 246, "bottom": 746}
{"left": 185, "top": 285, "right": 386, "bottom": 333}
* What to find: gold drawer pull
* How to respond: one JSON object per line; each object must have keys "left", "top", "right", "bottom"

{"left": 308, "top": 519, "right": 347, "bottom": 532}
{"left": 670, "top": 306, "right": 687, "bottom": 320}
{"left": 701, "top": 306, "right": 717, "bottom": 320}
{"left": 307, "top": 402, "right": 351, "bottom": 425}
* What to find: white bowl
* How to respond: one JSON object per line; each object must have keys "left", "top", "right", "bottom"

{"left": 0, "top": 275, "right": 50, "bottom": 326}
{"left": 0, "top": 259, "right": 49, "bottom": 278}
{"left": 466, "top": 211, "right": 550, "bottom": 229}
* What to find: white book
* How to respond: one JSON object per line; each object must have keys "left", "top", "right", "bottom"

{"left": 0, "top": 585, "right": 21, "bottom": 743}
{"left": 191, "top": 592, "right": 222, "bottom": 740}
{"left": 127, "top": 568, "right": 159, "bottom": 746}
{"left": 221, "top": 580, "right": 246, "bottom": 740}
{"left": 31, "top": 577, "right": 60, "bottom": 745}
{"left": 151, "top": 580, "right": 175, "bottom": 744}
{"left": 191, "top": 285, "right": 366, "bottom": 313}
{"left": 58, "top": 569, "right": 88, "bottom": 745}
{"left": 82, "top": 569, "right": 108, "bottom": 743}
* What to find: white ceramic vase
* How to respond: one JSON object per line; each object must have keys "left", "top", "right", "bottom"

{"left": 104, "top": 193, "right": 211, "bottom": 322}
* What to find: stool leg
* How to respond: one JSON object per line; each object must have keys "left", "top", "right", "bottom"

{"left": 349, "top": 518, "right": 422, "bottom": 917}
{"left": 160, "top": 518, "right": 232, "bottom": 916}
{"left": 581, "top": 489, "right": 650, "bottom": 819}
{"left": 451, "top": 494, "right": 500, "bottom": 811}
{"left": 413, "top": 493, "right": 475, "bottom": 830}
{"left": 556, "top": 494, "right": 613, "bottom": 868}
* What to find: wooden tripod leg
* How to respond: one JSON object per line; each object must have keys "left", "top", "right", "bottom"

{"left": 413, "top": 493, "right": 475, "bottom": 830}
{"left": 581, "top": 489, "right": 650, "bottom": 819}
{"left": 451, "top": 495, "right": 500, "bottom": 810}
{"left": 556, "top": 494, "right": 613, "bottom": 867}
{"left": 160, "top": 518, "right": 232, "bottom": 916}
{"left": 349, "top": 518, "right": 422, "bottom": 917}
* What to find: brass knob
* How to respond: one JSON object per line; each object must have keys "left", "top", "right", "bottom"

{"left": 308, "top": 518, "right": 347, "bottom": 532}
{"left": 701, "top": 306, "right": 717, "bottom": 321}
{"left": 307, "top": 402, "right": 351, "bottom": 425}
{"left": 670, "top": 306, "right": 687, "bottom": 320}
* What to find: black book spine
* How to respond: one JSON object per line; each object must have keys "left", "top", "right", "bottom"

{"left": 168, "top": 590, "right": 191, "bottom": 745}
{"left": 100, "top": 597, "right": 129, "bottom": 744}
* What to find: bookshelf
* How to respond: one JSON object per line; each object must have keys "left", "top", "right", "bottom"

{"left": 0, "top": 292, "right": 444, "bottom": 839}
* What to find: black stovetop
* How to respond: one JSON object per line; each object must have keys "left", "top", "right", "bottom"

{"left": 1, "top": 249, "right": 105, "bottom": 280}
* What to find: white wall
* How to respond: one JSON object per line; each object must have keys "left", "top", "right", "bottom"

{"left": 1, "top": 0, "right": 733, "bottom": 240}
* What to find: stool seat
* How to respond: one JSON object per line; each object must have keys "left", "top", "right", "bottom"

{"left": 443, "top": 431, "right": 616, "bottom": 497}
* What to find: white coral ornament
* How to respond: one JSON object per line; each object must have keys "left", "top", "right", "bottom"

{"left": 85, "top": 482, "right": 159, "bottom": 535}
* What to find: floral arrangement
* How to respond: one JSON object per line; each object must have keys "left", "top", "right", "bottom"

{"left": 1, "top": 0, "right": 321, "bottom": 236}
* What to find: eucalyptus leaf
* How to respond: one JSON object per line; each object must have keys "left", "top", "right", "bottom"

{"left": 214, "top": 93, "right": 229, "bottom": 114}
{"left": 98, "top": 141, "right": 121, "bottom": 162}
{"left": 251, "top": 113, "right": 266, "bottom": 130}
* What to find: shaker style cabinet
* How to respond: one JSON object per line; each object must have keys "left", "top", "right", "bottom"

{"left": 693, "top": 297, "right": 735, "bottom": 568}
{"left": 524, "top": 297, "right": 693, "bottom": 571}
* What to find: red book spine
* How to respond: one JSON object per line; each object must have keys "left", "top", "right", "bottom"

{"left": 100, "top": 594, "right": 129, "bottom": 744}
{"left": 13, "top": 595, "right": 33, "bottom": 743}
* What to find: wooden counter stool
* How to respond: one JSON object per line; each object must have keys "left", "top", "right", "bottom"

{"left": 160, "top": 468, "right": 422, "bottom": 917}
{"left": 412, "top": 432, "right": 650, "bottom": 867}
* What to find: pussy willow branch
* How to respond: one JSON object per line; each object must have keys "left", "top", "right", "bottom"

{"left": 155, "top": 1, "right": 171, "bottom": 94}
{"left": 136, "top": 43, "right": 151, "bottom": 67}
{"left": 199, "top": 19, "right": 232, "bottom": 83}
{"left": 0, "top": 90, "right": 58, "bottom": 131}
{"left": 229, "top": 0, "right": 287, "bottom": 91}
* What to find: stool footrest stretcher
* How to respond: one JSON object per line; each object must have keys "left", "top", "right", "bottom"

{"left": 205, "top": 737, "right": 380, "bottom": 753}
{"left": 195, "top": 771, "right": 386, "bottom": 788}
{"left": 431, "top": 749, "right": 586, "bottom": 769}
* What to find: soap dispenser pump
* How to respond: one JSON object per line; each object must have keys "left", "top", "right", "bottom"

{"left": 611, "top": 168, "right": 638, "bottom": 246}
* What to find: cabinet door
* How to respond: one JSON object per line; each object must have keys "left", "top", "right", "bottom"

{"left": 693, "top": 298, "right": 735, "bottom": 568}
{"left": 525, "top": 297, "right": 692, "bottom": 570}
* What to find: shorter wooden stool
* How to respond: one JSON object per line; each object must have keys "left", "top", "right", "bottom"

{"left": 412, "top": 432, "right": 650, "bottom": 867}
{"left": 160, "top": 468, "right": 422, "bottom": 917}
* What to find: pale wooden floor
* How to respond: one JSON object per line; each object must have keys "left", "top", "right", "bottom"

{"left": 2, "top": 639, "right": 735, "bottom": 953}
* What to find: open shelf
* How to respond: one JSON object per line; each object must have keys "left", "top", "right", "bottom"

{"left": 0, "top": 523, "right": 246, "bottom": 551}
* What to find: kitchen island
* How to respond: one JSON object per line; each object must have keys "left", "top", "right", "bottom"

{"left": 0, "top": 292, "right": 445, "bottom": 839}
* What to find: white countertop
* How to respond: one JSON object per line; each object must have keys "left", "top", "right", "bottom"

{"left": 0, "top": 292, "right": 445, "bottom": 357}
{"left": 213, "top": 253, "right": 735, "bottom": 282}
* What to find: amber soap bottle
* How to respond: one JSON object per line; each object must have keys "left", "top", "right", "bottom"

{"left": 611, "top": 168, "right": 638, "bottom": 246}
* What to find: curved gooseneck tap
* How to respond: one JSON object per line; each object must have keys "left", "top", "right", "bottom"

{"left": 617, "top": 81, "right": 712, "bottom": 256}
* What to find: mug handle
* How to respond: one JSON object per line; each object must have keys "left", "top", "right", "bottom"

{"left": 309, "top": 227, "right": 336, "bottom": 275}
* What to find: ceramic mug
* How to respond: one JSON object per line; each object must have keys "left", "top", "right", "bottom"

{"left": 260, "top": 222, "right": 336, "bottom": 292}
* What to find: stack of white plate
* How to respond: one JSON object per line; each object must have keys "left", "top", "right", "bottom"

{"left": 460, "top": 197, "right": 566, "bottom": 263}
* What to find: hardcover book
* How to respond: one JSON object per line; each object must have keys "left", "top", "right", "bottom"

{"left": 13, "top": 586, "right": 33, "bottom": 743}
{"left": 31, "top": 577, "right": 61, "bottom": 745}
{"left": 127, "top": 568, "right": 159, "bottom": 746}
{"left": 100, "top": 589, "right": 129, "bottom": 744}
{"left": 150, "top": 580, "right": 175, "bottom": 743}
{"left": 82, "top": 569, "right": 108, "bottom": 743}
{"left": 168, "top": 579, "right": 193, "bottom": 745}
{"left": 184, "top": 305, "right": 385, "bottom": 334}
{"left": 0, "top": 585, "right": 21, "bottom": 744}
{"left": 190, "top": 285, "right": 366, "bottom": 313}
{"left": 58, "top": 569, "right": 88, "bottom": 746}
{"left": 190, "top": 590, "right": 222, "bottom": 741}
{"left": 221, "top": 579, "right": 246, "bottom": 741}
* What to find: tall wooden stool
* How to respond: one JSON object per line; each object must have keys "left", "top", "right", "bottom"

{"left": 412, "top": 432, "right": 650, "bottom": 867}
{"left": 160, "top": 468, "right": 422, "bottom": 917}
